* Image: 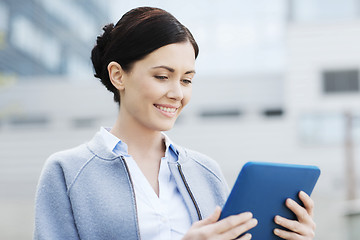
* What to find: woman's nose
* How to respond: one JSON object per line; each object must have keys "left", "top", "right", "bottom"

{"left": 167, "top": 81, "right": 183, "bottom": 100}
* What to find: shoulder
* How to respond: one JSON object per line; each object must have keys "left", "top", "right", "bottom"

{"left": 40, "top": 142, "right": 96, "bottom": 190}
{"left": 176, "top": 145, "right": 225, "bottom": 183}
{"left": 45, "top": 143, "right": 93, "bottom": 169}
{"left": 182, "top": 147, "right": 219, "bottom": 168}
{"left": 42, "top": 130, "right": 114, "bottom": 178}
{"left": 175, "top": 145, "right": 230, "bottom": 203}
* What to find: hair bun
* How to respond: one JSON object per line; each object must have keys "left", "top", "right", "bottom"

{"left": 96, "top": 23, "right": 114, "bottom": 51}
{"left": 92, "top": 23, "right": 114, "bottom": 80}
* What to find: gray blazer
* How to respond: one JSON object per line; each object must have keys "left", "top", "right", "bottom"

{"left": 34, "top": 131, "right": 229, "bottom": 240}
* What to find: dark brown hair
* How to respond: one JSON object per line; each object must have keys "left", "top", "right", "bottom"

{"left": 91, "top": 7, "right": 199, "bottom": 103}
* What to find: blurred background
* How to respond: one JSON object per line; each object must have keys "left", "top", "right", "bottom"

{"left": 0, "top": 0, "right": 360, "bottom": 239}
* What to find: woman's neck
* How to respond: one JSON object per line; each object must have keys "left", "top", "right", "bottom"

{"left": 110, "top": 111, "right": 165, "bottom": 160}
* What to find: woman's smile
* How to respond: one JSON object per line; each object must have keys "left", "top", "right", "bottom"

{"left": 154, "top": 104, "right": 179, "bottom": 117}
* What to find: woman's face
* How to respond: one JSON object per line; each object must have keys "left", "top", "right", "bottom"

{"left": 119, "top": 41, "right": 196, "bottom": 132}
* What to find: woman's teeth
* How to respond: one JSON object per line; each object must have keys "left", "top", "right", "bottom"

{"left": 157, "top": 106, "right": 176, "bottom": 113}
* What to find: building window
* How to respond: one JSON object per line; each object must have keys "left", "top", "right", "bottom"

{"left": 261, "top": 108, "right": 284, "bottom": 117}
{"left": 11, "top": 16, "right": 61, "bottom": 70}
{"left": 200, "top": 109, "right": 242, "bottom": 118}
{"left": 322, "top": 69, "right": 359, "bottom": 94}
{"left": 0, "top": 2, "right": 9, "bottom": 45}
{"left": 298, "top": 112, "right": 360, "bottom": 145}
{"left": 8, "top": 114, "right": 49, "bottom": 127}
{"left": 71, "top": 117, "right": 97, "bottom": 128}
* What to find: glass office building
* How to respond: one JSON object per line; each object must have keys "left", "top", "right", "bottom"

{"left": 0, "top": 0, "right": 109, "bottom": 77}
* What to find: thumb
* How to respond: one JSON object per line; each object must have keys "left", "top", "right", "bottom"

{"left": 196, "top": 206, "right": 222, "bottom": 227}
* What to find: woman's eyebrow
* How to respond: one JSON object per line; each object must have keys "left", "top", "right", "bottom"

{"left": 185, "top": 70, "right": 196, "bottom": 75}
{"left": 152, "top": 65, "right": 175, "bottom": 72}
{"left": 152, "top": 65, "right": 196, "bottom": 74}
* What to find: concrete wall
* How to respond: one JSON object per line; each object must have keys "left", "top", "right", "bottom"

{"left": 286, "top": 20, "right": 360, "bottom": 115}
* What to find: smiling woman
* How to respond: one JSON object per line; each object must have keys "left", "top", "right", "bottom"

{"left": 91, "top": 7, "right": 198, "bottom": 104}
{"left": 34, "top": 6, "right": 316, "bottom": 240}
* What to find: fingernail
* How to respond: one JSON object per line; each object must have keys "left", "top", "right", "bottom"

{"left": 243, "top": 212, "right": 253, "bottom": 218}
{"left": 287, "top": 198, "right": 294, "bottom": 205}
{"left": 251, "top": 218, "right": 258, "bottom": 225}
{"left": 244, "top": 233, "right": 252, "bottom": 239}
{"left": 274, "top": 229, "right": 280, "bottom": 235}
{"left": 274, "top": 216, "right": 281, "bottom": 224}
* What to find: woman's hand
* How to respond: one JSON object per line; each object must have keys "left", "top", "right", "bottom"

{"left": 182, "top": 206, "right": 258, "bottom": 240}
{"left": 274, "top": 191, "right": 316, "bottom": 239}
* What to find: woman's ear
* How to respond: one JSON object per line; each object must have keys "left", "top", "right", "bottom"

{"left": 107, "top": 61, "right": 125, "bottom": 90}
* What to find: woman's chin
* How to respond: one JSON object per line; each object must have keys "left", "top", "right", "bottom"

{"left": 155, "top": 121, "right": 176, "bottom": 132}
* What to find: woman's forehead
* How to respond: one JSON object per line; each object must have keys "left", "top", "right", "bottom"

{"left": 139, "top": 42, "right": 196, "bottom": 71}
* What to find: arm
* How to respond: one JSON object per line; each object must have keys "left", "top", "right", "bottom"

{"left": 273, "top": 191, "right": 316, "bottom": 240}
{"left": 34, "top": 159, "right": 80, "bottom": 240}
{"left": 182, "top": 207, "right": 258, "bottom": 240}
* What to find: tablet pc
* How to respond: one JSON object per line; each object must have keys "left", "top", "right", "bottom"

{"left": 219, "top": 162, "right": 320, "bottom": 239}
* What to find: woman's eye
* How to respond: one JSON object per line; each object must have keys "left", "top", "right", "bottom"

{"left": 155, "top": 76, "right": 168, "bottom": 80}
{"left": 182, "top": 79, "right": 192, "bottom": 84}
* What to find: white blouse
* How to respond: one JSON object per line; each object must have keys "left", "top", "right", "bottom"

{"left": 99, "top": 127, "right": 192, "bottom": 240}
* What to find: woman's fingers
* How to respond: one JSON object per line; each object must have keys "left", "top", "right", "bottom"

{"left": 274, "top": 224, "right": 315, "bottom": 240}
{"left": 274, "top": 216, "right": 307, "bottom": 235}
{"left": 273, "top": 191, "right": 316, "bottom": 239}
{"left": 273, "top": 228, "right": 304, "bottom": 240}
{"left": 299, "top": 191, "right": 314, "bottom": 217}
{"left": 238, "top": 233, "right": 253, "bottom": 240}
{"left": 220, "top": 217, "right": 258, "bottom": 239}
{"left": 214, "top": 212, "right": 254, "bottom": 233}
{"left": 183, "top": 209, "right": 257, "bottom": 240}
{"left": 285, "top": 198, "right": 312, "bottom": 224}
